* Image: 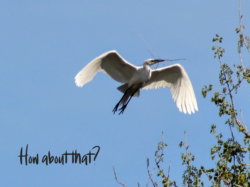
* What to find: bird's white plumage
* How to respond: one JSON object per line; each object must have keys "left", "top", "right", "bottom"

{"left": 75, "top": 50, "right": 138, "bottom": 87}
{"left": 143, "top": 64, "right": 198, "bottom": 114}
{"left": 75, "top": 50, "right": 198, "bottom": 114}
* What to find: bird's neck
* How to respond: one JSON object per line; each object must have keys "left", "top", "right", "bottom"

{"left": 143, "top": 64, "right": 151, "bottom": 71}
{"left": 142, "top": 64, "right": 152, "bottom": 77}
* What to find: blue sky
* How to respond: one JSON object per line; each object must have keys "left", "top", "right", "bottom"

{"left": 1, "top": 1, "right": 250, "bottom": 186}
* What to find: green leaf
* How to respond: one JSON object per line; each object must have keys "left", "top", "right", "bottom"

{"left": 211, "top": 155, "right": 215, "bottom": 160}
{"left": 211, "top": 148, "right": 215, "bottom": 154}
{"left": 179, "top": 141, "right": 183, "bottom": 147}
{"left": 202, "top": 90, "right": 207, "bottom": 98}
{"left": 209, "top": 85, "right": 213, "bottom": 90}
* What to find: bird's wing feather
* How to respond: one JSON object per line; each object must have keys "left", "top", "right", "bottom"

{"left": 143, "top": 64, "right": 198, "bottom": 114}
{"left": 75, "top": 50, "right": 138, "bottom": 87}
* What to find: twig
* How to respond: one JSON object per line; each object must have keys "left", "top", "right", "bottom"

{"left": 204, "top": 88, "right": 229, "bottom": 96}
{"left": 161, "top": 131, "right": 165, "bottom": 162}
{"left": 232, "top": 69, "right": 250, "bottom": 137}
{"left": 184, "top": 131, "right": 188, "bottom": 155}
{"left": 211, "top": 131, "right": 233, "bottom": 177}
{"left": 212, "top": 40, "right": 240, "bottom": 168}
{"left": 164, "top": 58, "right": 186, "bottom": 62}
{"left": 113, "top": 166, "right": 126, "bottom": 187}
{"left": 204, "top": 172, "right": 217, "bottom": 186}
{"left": 135, "top": 29, "right": 161, "bottom": 59}
{"left": 240, "top": 110, "right": 246, "bottom": 129}
{"left": 167, "top": 161, "right": 171, "bottom": 179}
{"left": 238, "top": 0, "right": 245, "bottom": 69}
{"left": 158, "top": 58, "right": 186, "bottom": 68}
{"left": 148, "top": 49, "right": 155, "bottom": 59}
{"left": 155, "top": 158, "right": 177, "bottom": 187}
{"left": 146, "top": 158, "right": 155, "bottom": 187}
{"left": 217, "top": 40, "right": 239, "bottom": 144}
{"left": 184, "top": 131, "right": 192, "bottom": 187}
{"left": 239, "top": 0, "right": 250, "bottom": 53}
{"left": 154, "top": 131, "right": 177, "bottom": 187}
{"left": 239, "top": 49, "right": 245, "bottom": 69}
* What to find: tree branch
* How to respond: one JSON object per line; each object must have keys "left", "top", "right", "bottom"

{"left": 113, "top": 166, "right": 126, "bottom": 187}
{"left": 146, "top": 158, "right": 155, "bottom": 187}
{"left": 239, "top": 0, "right": 250, "bottom": 53}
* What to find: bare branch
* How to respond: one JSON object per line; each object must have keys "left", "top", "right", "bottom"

{"left": 239, "top": 0, "right": 250, "bottom": 53}
{"left": 240, "top": 110, "right": 247, "bottom": 129}
{"left": 231, "top": 67, "right": 250, "bottom": 138}
{"left": 184, "top": 131, "right": 188, "bottom": 155}
{"left": 216, "top": 40, "right": 239, "bottom": 143}
{"left": 154, "top": 131, "right": 177, "bottom": 187}
{"left": 146, "top": 158, "right": 155, "bottom": 187}
{"left": 184, "top": 131, "right": 192, "bottom": 187}
{"left": 161, "top": 131, "right": 164, "bottom": 162}
{"left": 167, "top": 161, "right": 171, "bottom": 179}
{"left": 113, "top": 166, "right": 126, "bottom": 187}
{"left": 239, "top": 50, "right": 245, "bottom": 69}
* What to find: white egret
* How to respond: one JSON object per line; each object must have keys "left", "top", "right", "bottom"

{"left": 75, "top": 50, "right": 198, "bottom": 115}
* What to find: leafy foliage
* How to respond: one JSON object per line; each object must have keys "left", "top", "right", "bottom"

{"left": 154, "top": 133, "right": 177, "bottom": 187}
{"left": 200, "top": 7, "right": 250, "bottom": 186}
{"left": 153, "top": 1, "right": 250, "bottom": 186}
{"left": 113, "top": 1, "right": 250, "bottom": 186}
{"left": 180, "top": 132, "right": 204, "bottom": 187}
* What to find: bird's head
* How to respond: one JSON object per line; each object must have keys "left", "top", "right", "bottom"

{"left": 143, "top": 59, "right": 165, "bottom": 66}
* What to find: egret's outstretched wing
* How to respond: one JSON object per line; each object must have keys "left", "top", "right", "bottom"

{"left": 143, "top": 64, "right": 198, "bottom": 114}
{"left": 75, "top": 50, "right": 138, "bottom": 87}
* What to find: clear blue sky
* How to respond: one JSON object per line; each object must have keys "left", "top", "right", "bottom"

{"left": 1, "top": 1, "right": 250, "bottom": 186}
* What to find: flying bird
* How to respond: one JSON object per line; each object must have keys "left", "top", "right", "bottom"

{"left": 75, "top": 50, "right": 198, "bottom": 115}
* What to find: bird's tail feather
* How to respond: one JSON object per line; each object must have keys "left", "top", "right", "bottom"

{"left": 117, "top": 83, "right": 140, "bottom": 97}
{"left": 120, "top": 86, "right": 142, "bottom": 106}
{"left": 117, "top": 83, "right": 128, "bottom": 93}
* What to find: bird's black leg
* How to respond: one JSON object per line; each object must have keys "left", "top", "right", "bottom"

{"left": 118, "top": 97, "right": 130, "bottom": 115}
{"left": 112, "top": 89, "right": 129, "bottom": 114}
{"left": 118, "top": 89, "right": 138, "bottom": 115}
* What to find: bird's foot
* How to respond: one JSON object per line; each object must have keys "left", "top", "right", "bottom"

{"left": 118, "top": 105, "right": 127, "bottom": 115}
{"left": 112, "top": 103, "right": 120, "bottom": 114}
